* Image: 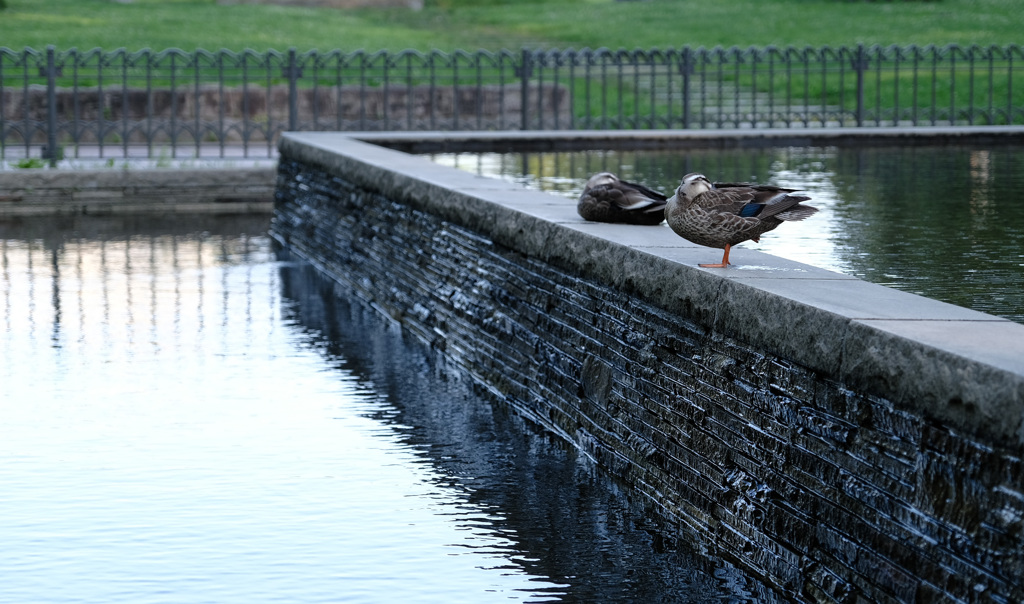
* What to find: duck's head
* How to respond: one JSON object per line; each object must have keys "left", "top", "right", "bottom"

{"left": 585, "top": 172, "right": 618, "bottom": 188}
{"left": 680, "top": 173, "right": 713, "bottom": 197}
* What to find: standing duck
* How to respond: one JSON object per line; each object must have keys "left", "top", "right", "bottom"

{"left": 665, "top": 173, "right": 818, "bottom": 268}
{"left": 576, "top": 172, "right": 668, "bottom": 225}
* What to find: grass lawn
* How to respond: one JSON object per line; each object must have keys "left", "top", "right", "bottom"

{"left": 1, "top": 0, "right": 1021, "bottom": 53}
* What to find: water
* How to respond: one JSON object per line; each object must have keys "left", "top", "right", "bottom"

{"left": 0, "top": 214, "right": 778, "bottom": 603}
{"left": 432, "top": 146, "right": 1024, "bottom": 323}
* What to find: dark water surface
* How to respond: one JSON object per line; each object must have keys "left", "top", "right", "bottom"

{"left": 433, "top": 146, "right": 1024, "bottom": 323}
{"left": 1, "top": 214, "right": 779, "bottom": 603}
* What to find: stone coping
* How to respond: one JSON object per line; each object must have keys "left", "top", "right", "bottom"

{"left": 279, "top": 130, "right": 1024, "bottom": 450}
{"left": 346, "top": 125, "right": 1024, "bottom": 153}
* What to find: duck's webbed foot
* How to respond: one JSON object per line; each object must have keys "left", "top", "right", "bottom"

{"left": 699, "top": 244, "right": 733, "bottom": 268}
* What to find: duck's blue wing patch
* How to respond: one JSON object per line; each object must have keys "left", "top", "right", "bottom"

{"left": 738, "top": 203, "right": 764, "bottom": 217}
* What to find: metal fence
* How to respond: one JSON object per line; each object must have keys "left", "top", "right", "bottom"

{"left": 2, "top": 44, "right": 1023, "bottom": 165}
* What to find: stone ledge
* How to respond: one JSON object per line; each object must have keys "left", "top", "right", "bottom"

{"left": 279, "top": 130, "right": 1024, "bottom": 449}
{"left": 351, "top": 125, "right": 1024, "bottom": 153}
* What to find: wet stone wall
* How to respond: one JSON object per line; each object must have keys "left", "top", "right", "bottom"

{"left": 273, "top": 156, "right": 1024, "bottom": 604}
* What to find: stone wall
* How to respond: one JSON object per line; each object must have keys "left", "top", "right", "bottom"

{"left": 271, "top": 131, "right": 1024, "bottom": 603}
{"left": 0, "top": 167, "right": 275, "bottom": 215}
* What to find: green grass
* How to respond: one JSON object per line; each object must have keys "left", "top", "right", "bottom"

{"left": 0, "top": 0, "right": 1021, "bottom": 53}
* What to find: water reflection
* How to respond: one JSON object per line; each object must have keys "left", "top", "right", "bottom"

{"left": 281, "top": 263, "right": 781, "bottom": 603}
{"left": 433, "top": 146, "right": 1024, "bottom": 323}
{"left": 1, "top": 214, "right": 778, "bottom": 603}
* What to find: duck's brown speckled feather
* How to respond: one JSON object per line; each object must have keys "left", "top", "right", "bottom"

{"left": 666, "top": 174, "right": 818, "bottom": 251}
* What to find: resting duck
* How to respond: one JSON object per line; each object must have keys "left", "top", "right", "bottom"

{"left": 576, "top": 172, "right": 668, "bottom": 225}
{"left": 665, "top": 173, "right": 818, "bottom": 268}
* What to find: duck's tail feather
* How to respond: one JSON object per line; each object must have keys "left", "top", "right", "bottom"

{"left": 619, "top": 197, "right": 665, "bottom": 212}
{"left": 776, "top": 204, "right": 819, "bottom": 221}
{"left": 641, "top": 201, "right": 669, "bottom": 214}
{"left": 758, "top": 193, "right": 817, "bottom": 221}
{"left": 621, "top": 179, "right": 669, "bottom": 203}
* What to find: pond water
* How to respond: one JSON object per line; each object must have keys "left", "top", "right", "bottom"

{"left": 432, "top": 146, "right": 1024, "bottom": 324}
{"left": 0, "top": 214, "right": 779, "bottom": 603}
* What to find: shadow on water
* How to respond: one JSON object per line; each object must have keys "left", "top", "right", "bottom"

{"left": 277, "top": 258, "right": 784, "bottom": 603}
{"left": 434, "top": 145, "right": 1024, "bottom": 323}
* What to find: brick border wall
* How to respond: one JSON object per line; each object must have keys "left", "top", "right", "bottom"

{"left": 271, "top": 130, "right": 1024, "bottom": 603}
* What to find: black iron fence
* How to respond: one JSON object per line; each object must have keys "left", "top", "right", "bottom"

{"left": 2, "top": 44, "right": 1023, "bottom": 165}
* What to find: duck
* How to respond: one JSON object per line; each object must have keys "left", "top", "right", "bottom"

{"left": 665, "top": 173, "right": 818, "bottom": 268}
{"left": 576, "top": 172, "right": 668, "bottom": 225}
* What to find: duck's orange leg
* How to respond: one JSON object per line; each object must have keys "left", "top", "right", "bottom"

{"left": 699, "top": 244, "right": 732, "bottom": 268}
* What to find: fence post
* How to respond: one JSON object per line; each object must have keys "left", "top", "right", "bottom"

{"left": 519, "top": 48, "right": 531, "bottom": 130}
{"left": 854, "top": 44, "right": 868, "bottom": 127}
{"left": 681, "top": 47, "right": 693, "bottom": 129}
{"left": 43, "top": 45, "right": 59, "bottom": 167}
{"left": 287, "top": 48, "right": 299, "bottom": 132}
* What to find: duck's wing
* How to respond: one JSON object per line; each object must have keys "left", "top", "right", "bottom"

{"left": 692, "top": 188, "right": 760, "bottom": 213}
{"left": 746, "top": 192, "right": 818, "bottom": 221}
{"left": 618, "top": 179, "right": 668, "bottom": 209}
{"left": 689, "top": 190, "right": 767, "bottom": 237}
{"left": 702, "top": 187, "right": 818, "bottom": 221}
{"left": 580, "top": 184, "right": 655, "bottom": 211}
{"left": 578, "top": 175, "right": 668, "bottom": 224}
{"left": 590, "top": 180, "right": 667, "bottom": 213}
{"left": 714, "top": 182, "right": 802, "bottom": 204}
{"left": 714, "top": 181, "right": 798, "bottom": 193}
{"left": 589, "top": 180, "right": 667, "bottom": 212}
